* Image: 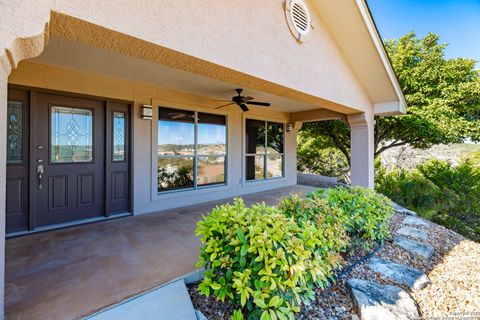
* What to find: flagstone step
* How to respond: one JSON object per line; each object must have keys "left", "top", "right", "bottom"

{"left": 403, "top": 216, "right": 429, "bottom": 227}
{"left": 85, "top": 279, "right": 197, "bottom": 320}
{"left": 392, "top": 202, "right": 417, "bottom": 216}
{"left": 347, "top": 278, "right": 420, "bottom": 320}
{"left": 393, "top": 236, "right": 434, "bottom": 262}
{"left": 397, "top": 226, "right": 428, "bottom": 241}
{"left": 367, "top": 258, "right": 431, "bottom": 290}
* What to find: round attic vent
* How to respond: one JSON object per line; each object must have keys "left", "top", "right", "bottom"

{"left": 285, "top": 0, "right": 312, "bottom": 42}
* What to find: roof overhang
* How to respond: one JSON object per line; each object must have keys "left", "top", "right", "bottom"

{"left": 312, "top": 0, "right": 407, "bottom": 115}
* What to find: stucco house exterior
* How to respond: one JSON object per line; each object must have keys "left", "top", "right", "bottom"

{"left": 0, "top": 0, "right": 406, "bottom": 318}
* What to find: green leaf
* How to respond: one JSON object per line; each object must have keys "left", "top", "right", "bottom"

{"left": 211, "top": 283, "right": 222, "bottom": 290}
{"left": 237, "top": 228, "right": 247, "bottom": 244}
{"left": 260, "top": 310, "right": 271, "bottom": 320}
{"left": 269, "top": 296, "right": 283, "bottom": 308}
{"left": 231, "top": 309, "right": 244, "bottom": 320}
{"left": 240, "top": 244, "right": 248, "bottom": 256}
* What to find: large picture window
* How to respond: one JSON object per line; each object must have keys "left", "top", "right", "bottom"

{"left": 245, "top": 119, "right": 284, "bottom": 181}
{"left": 158, "top": 107, "right": 226, "bottom": 193}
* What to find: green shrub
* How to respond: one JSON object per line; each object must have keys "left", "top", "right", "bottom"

{"left": 375, "top": 165, "right": 443, "bottom": 214}
{"left": 196, "top": 199, "right": 341, "bottom": 320}
{"left": 310, "top": 186, "right": 394, "bottom": 244}
{"left": 375, "top": 158, "right": 480, "bottom": 241}
{"left": 196, "top": 187, "right": 394, "bottom": 319}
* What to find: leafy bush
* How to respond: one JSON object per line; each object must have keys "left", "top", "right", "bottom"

{"left": 467, "top": 150, "right": 480, "bottom": 167}
{"left": 310, "top": 187, "right": 394, "bottom": 244}
{"left": 375, "top": 158, "right": 480, "bottom": 241}
{"left": 375, "top": 165, "right": 444, "bottom": 214}
{"left": 196, "top": 198, "right": 344, "bottom": 320}
{"left": 196, "top": 187, "right": 394, "bottom": 319}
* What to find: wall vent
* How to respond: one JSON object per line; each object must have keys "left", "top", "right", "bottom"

{"left": 285, "top": 0, "right": 312, "bottom": 43}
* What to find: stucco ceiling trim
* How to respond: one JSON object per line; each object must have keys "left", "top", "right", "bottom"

{"left": 48, "top": 11, "right": 362, "bottom": 115}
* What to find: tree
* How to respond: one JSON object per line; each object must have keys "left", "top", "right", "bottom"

{"left": 300, "top": 32, "right": 480, "bottom": 165}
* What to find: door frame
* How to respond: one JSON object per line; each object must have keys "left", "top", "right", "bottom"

{"left": 6, "top": 85, "right": 134, "bottom": 236}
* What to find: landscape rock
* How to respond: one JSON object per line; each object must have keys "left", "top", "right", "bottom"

{"left": 393, "top": 236, "right": 434, "bottom": 262}
{"left": 347, "top": 279, "right": 419, "bottom": 320}
{"left": 397, "top": 226, "right": 428, "bottom": 241}
{"left": 392, "top": 203, "right": 417, "bottom": 216}
{"left": 367, "top": 258, "right": 431, "bottom": 290}
{"left": 403, "top": 216, "right": 429, "bottom": 227}
{"left": 195, "top": 309, "right": 208, "bottom": 320}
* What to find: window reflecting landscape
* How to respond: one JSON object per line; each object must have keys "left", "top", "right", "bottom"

{"left": 245, "top": 119, "right": 266, "bottom": 154}
{"left": 158, "top": 157, "right": 194, "bottom": 191}
{"left": 157, "top": 107, "right": 226, "bottom": 193}
{"left": 198, "top": 112, "right": 226, "bottom": 155}
{"left": 158, "top": 108, "right": 194, "bottom": 156}
{"left": 267, "top": 154, "right": 283, "bottom": 178}
{"left": 51, "top": 106, "right": 93, "bottom": 163}
{"left": 267, "top": 122, "right": 284, "bottom": 154}
{"left": 245, "top": 120, "right": 284, "bottom": 180}
{"left": 198, "top": 156, "right": 225, "bottom": 186}
{"left": 246, "top": 155, "right": 265, "bottom": 180}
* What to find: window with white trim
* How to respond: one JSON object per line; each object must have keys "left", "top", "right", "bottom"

{"left": 157, "top": 107, "right": 226, "bottom": 193}
{"left": 245, "top": 119, "right": 284, "bottom": 181}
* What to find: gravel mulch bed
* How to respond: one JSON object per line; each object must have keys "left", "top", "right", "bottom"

{"left": 297, "top": 173, "right": 346, "bottom": 189}
{"left": 188, "top": 213, "right": 480, "bottom": 319}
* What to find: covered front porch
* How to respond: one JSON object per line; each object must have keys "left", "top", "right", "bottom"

{"left": 5, "top": 184, "right": 316, "bottom": 320}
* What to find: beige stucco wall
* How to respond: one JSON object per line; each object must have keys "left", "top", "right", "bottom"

{"left": 1, "top": 0, "right": 373, "bottom": 114}
{"left": 9, "top": 61, "right": 299, "bottom": 214}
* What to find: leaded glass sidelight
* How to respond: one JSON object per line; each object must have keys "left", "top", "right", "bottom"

{"left": 7, "top": 101, "right": 23, "bottom": 163}
{"left": 113, "top": 112, "right": 125, "bottom": 161}
{"left": 51, "top": 106, "right": 93, "bottom": 163}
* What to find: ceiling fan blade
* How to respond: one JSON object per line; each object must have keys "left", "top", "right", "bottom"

{"left": 245, "top": 101, "right": 270, "bottom": 107}
{"left": 244, "top": 96, "right": 254, "bottom": 101}
{"left": 215, "top": 102, "right": 235, "bottom": 109}
{"left": 239, "top": 103, "right": 249, "bottom": 112}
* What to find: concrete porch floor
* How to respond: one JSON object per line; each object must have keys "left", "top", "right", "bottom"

{"left": 5, "top": 184, "right": 316, "bottom": 320}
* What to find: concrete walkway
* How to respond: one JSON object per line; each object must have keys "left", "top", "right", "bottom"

{"left": 5, "top": 184, "right": 315, "bottom": 320}
{"left": 86, "top": 280, "right": 197, "bottom": 320}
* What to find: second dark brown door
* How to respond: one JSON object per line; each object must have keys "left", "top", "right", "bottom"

{"left": 33, "top": 93, "right": 106, "bottom": 227}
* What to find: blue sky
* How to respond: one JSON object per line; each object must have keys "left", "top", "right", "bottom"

{"left": 158, "top": 121, "right": 226, "bottom": 145}
{"left": 368, "top": 0, "right": 480, "bottom": 66}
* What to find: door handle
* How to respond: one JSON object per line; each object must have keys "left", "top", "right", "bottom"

{"left": 37, "top": 164, "right": 44, "bottom": 190}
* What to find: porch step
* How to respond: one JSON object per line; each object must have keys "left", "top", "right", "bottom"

{"left": 85, "top": 279, "right": 197, "bottom": 320}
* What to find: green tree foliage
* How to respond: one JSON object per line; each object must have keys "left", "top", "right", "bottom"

{"left": 296, "top": 132, "right": 349, "bottom": 181}
{"left": 299, "top": 32, "right": 480, "bottom": 168}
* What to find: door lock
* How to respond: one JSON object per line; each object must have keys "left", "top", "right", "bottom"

{"left": 37, "top": 164, "right": 44, "bottom": 190}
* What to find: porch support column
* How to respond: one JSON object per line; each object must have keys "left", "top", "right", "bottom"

{"left": 0, "top": 66, "right": 7, "bottom": 320}
{"left": 348, "top": 112, "right": 374, "bottom": 188}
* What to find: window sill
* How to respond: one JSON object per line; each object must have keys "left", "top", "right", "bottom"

{"left": 243, "top": 176, "right": 287, "bottom": 187}
{"left": 153, "top": 183, "right": 232, "bottom": 201}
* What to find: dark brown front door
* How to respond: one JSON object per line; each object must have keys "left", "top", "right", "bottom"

{"left": 6, "top": 88, "right": 131, "bottom": 234}
{"left": 33, "top": 93, "right": 106, "bottom": 227}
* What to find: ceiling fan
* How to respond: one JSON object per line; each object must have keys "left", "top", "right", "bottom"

{"left": 215, "top": 88, "right": 271, "bottom": 112}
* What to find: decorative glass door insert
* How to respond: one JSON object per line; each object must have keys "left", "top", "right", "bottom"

{"left": 51, "top": 106, "right": 93, "bottom": 163}
{"left": 7, "top": 100, "right": 23, "bottom": 163}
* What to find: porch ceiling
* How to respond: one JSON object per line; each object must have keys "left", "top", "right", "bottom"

{"left": 30, "top": 36, "right": 320, "bottom": 113}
